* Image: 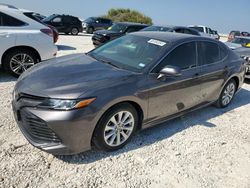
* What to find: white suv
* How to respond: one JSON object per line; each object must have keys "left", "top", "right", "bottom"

{"left": 0, "top": 4, "right": 57, "bottom": 77}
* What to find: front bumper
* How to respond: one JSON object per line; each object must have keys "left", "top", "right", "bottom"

{"left": 12, "top": 97, "right": 99, "bottom": 155}
{"left": 92, "top": 34, "right": 109, "bottom": 46}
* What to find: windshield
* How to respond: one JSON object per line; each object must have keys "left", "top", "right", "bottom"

{"left": 142, "top": 26, "right": 171, "bottom": 32}
{"left": 231, "top": 38, "right": 250, "bottom": 45}
{"left": 84, "top": 17, "right": 95, "bottom": 23}
{"left": 42, "top": 14, "right": 57, "bottom": 22}
{"left": 189, "top": 27, "right": 204, "bottom": 33}
{"left": 88, "top": 35, "right": 168, "bottom": 72}
{"left": 107, "top": 23, "right": 127, "bottom": 33}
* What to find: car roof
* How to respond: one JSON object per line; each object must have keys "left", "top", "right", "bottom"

{"left": 0, "top": 6, "right": 48, "bottom": 29}
{"left": 130, "top": 31, "right": 213, "bottom": 43}
{"left": 0, "top": 3, "right": 18, "bottom": 9}
{"left": 188, "top": 25, "right": 206, "bottom": 27}
{"left": 115, "top": 22, "right": 149, "bottom": 26}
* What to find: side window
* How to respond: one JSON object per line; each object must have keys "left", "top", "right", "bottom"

{"left": 174, "top": 28, "right": 184, "bottom": 34}
{"left": 0, "top": 12, "right": 26, "bottom": 27}
{"left": 63, "top": 16, "right": 72, "bottom": 23}
{"left": 97, "top": 18, "right": 102, "bottom": 23}
{"left": 52, "top": 17, "right": 62, "bottom": 23}
{"left": 198, "top": 42, "right": 221, "bottom": 65}
{"left": 102, "top": 19, "right": 110, "bottom": 24}
{"left": 154, "top": 42, "right": 197, "bottom": 72}
{"left": 126, "top": 26, "right": 142, "bottom": 33}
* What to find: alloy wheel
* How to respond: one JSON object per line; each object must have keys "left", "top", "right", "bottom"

{"left": 104, "top": 111, "right": 135, "bottom": 147}
{"left": 222, "top": 82, "right": 236, "bottom": 106}
{"left": 10, "top": 53, "right": 35, "bottom": 75}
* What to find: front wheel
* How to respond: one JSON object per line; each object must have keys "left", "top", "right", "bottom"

{"left": 216, "top": 79, "right": 237, "bottom": 108}
{"left": 92, "top": 103, "right": 138, "bottom": 151}
{"left": 87, "top": 27, "right": 94, "bottom": 34}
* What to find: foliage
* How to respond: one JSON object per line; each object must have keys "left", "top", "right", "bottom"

{"left": 102, "top": 8, "right": 153, "bottom": 25}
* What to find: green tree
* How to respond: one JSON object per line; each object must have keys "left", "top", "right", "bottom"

{"left": 102, "top": 8, "right": 153, "bottom": 25}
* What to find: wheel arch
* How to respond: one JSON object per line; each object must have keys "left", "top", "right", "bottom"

{"left": 90, "top": 100, "right": 145, "bottom": 146}
{"left": 1, "top": 46, "right": 41, "bottom": 70}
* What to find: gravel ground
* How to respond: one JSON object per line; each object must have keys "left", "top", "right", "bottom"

{"left": 0, "top": 35, "right": 250, "bottom": 188}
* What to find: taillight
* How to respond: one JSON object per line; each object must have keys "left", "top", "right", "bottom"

{"left": 40, "top": 28, "right": 53, "bottom": 38}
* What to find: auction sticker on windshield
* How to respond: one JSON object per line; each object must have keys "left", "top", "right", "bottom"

{"left": 148, "top": 39, "right": 166, "bottom": 46}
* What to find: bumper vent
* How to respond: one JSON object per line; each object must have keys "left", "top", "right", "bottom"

{"left": 21, "top": 111, "right": 61, "bottom": 144}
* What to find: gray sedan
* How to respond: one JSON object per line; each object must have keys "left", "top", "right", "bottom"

{"left": 12, "top": 32, "right": 245, "bottom": 155}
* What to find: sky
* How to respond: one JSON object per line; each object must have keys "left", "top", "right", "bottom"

{"left": 2, "top": 0, "right": 250, "bottom": 33}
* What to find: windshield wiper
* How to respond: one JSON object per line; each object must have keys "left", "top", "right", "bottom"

{"left": 87, "top": 53, "right": 120, "bottom": 69}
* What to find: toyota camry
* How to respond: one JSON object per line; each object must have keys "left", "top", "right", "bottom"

{"left": 12, "top": 32, "right": 246, "bottom": 155}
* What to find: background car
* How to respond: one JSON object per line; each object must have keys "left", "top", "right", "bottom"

{"left": 228, "top": 31, "right": 250, "bottom": 42}
{"left": 83, "top": 17, "right": 113, "bottom": 34}
{"left": 141, "top": 25, "right": 201, "bottom": 36}
{"left": 21, "top": 9, "right": 59, "bottom": 43}
{"left": 0, "top": 5, "right": 57, "bottom": 77}
{"left": 225, "top": 36, "right": 250, "bottom": 49}
{"left": 12, "top": 32, "right": 245, "bottom": 155}
{"left": 188, "top": 25, "right": 217, "bottom": 39}
{"left": 43, "top": 14, "right": 83, "bottom": 35}
{"left": 92, "top": 22, "right": 148, "bottom": 46}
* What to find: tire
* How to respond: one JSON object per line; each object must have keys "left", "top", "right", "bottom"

{"left": 216, "top": 79, "right": 237, "bottom": 108}
{"left": 87, "top": 27, "right": 94, "bottom": 34}
{"left": 3, "top": 49, "right": 39, "bottom": 78}
{"left": 92, "top": 103, "right": 138, "bottom": 151}
{"left": 71, "top": 27, "right": 79, "bottom": 35}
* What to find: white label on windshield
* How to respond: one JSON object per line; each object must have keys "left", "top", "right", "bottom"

{"left": 148, "top": 39, "right": 166, "bottom": 46}
{"left": 139, "top": 63, "right": 145, "bottom": 67}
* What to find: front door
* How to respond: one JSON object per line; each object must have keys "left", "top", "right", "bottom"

{"left": 146, "top": 41, "right": 202, "bottom": 125}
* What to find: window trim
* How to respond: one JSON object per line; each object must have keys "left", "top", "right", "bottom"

{"left": 150, "top": 40, "right": 199, "bottom": 73}
{"left": 197, "top": 40, "right": 229, "bottom": 68}
{"left": 0, "top": 11, "right": 28, "bottom": 27}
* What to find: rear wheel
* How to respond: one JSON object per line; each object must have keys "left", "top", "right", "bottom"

{"left": 3, "top": 49, "right": 39, "bottom": 77}
{"left": 87, "top": 27, "right": 94, "bottom": 34}
{"left": 71, "top": 27, "right": 79, "bottom": 35}
{"left": 216, "top": 79, "right": 237, "bottom": 108}
{"left": 92, "top": 103, "right": 138, "bottom": 151}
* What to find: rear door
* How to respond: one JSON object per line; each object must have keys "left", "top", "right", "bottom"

{"left": 197, "top": 41, "right": 229, "bottom": 103}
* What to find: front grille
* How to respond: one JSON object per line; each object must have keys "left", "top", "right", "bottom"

{"left": 20, "top": 111, "right": 61, "bottom": 144}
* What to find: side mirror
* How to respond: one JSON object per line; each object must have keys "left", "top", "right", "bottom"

{"left": 158, "top": 65, "right": 181, "bottom": 79}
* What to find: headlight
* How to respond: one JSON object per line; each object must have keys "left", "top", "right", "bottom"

{"left": 38, "top": 98, "right": 96, "bottom": 110}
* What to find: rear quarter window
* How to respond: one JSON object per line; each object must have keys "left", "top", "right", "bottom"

{"left": 0, "top": 12, "right": 26, "bottom": 27}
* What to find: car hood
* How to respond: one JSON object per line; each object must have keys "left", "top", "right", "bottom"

{"left": 224, "top": 42, "right": 242, "bottom": 50}
{"left": 94, "top": 30, "right": 122, "bottom": 36}
{"left": 15, "top": 54, "right": 133, "bottom": 99}
{"left": 233, "top": 47, "right": 250, "bottom": 58}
